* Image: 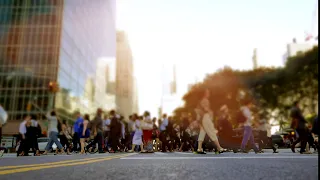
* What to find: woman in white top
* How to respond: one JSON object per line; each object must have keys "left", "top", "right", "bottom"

{"left": 195, "top": 89, "right": 225, "bottom": 154}
{"left": 43, "top": 110, "right": 65, "bottom": 155}
{"left": 128, "top": 114, "right": 145, "bottom": 153}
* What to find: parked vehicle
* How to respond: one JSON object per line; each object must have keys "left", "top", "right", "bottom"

{"left": 271, "top": 134, "right": 285, "bottom": 149}
{"left": 274, "top": 128, "right": 297, "bottom": 148}
{"left": 218, "top": 128, "right": 267, "bottom": 153}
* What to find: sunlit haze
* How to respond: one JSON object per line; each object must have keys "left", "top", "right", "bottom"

{"left": 117, "top": 0, "right": 316, "bottom": 117}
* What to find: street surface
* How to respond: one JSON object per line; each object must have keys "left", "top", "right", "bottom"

{"left": 0, "top": 149, "right": 318, "bottom": 180}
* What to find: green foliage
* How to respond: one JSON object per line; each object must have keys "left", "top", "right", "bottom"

{"left": 176, "top": 46, "right": 318, "bottom": 124}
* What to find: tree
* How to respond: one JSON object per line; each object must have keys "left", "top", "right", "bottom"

{"left": 175, "top": 46, "right": 318, "bottom": 127}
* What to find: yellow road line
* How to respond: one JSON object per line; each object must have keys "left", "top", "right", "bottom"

{"left": 0, "top": 154, "right": 134, "bottom": 175}
{"left": 0, "top": 156, "right": 106, "bottom": 170}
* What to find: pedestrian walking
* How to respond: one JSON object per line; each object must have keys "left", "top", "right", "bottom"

{"left": 42, "top": 110, "right": 65, "bottom": 155}
{"left": 195, "top": 89, "right": 225, "bottom": 154}
{"left": 80, "top": 114, "right": 90, "bottom": 154}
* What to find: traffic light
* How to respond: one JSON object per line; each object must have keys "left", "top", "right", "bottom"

{"left": 26, "top": 102, "right": 32, "bottom": 111}
{"left": 48, "top": 81, "right": 59, "bottom": 93}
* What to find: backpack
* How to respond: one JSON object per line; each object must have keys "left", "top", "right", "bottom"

{"left": 236, "top": 110, "right": 246, "bottom": 124}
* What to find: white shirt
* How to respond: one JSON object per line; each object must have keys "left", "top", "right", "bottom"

{"left": 142, "top": 116, "right": 153, "bottom": 130}
{"left": 19, "top": 120, "right": 27, "bottom": 134}
{"left": 104, "top": 119, "right": 111, "bottom": 131}
{"left": 128, "top": 120, "right": 135, "bottom": 132}
{"left": 19, "top": 119, "right": 38, "bottom": 134}
{"left": 160, "top": 118, "right": 168, "bottom": 131}
{"left": 241, "top": 106, "right": 252, "bottom": 127}
{"left": 0, "top": 106, "right": 8, "bottom": 124}
{"left": 31, "top": 119, "right": 38, "bottom": 127}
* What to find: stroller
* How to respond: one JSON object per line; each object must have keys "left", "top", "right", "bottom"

{"left": 85, "top": 138, "right": 98, "bottom": 154}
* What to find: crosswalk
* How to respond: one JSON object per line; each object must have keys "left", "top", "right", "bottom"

{"left": 120, "top": 155, "right": 319, "bottom": 160}
{"left": 121, "top": 151, "right": 319, "bottom": 160}
{"left": 1, "top": 151, "right": 318, "bottom": 159}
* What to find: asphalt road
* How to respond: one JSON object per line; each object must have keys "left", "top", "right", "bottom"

{"left": 0, "top": 149, "right": 318, "bottom": 180}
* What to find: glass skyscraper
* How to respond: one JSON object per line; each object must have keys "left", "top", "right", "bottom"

{"left": 0, "top": 0, "right": 115, "bottom": 123}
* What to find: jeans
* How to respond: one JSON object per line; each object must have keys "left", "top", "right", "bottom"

{"left": 45, "top": 131, "right": 63, "bottom": 151}
{"left": 128, "top": 132, "right": 135, "bottom": 150}
{"left": 241, "top": 126, "right": 259, "bottom": 152}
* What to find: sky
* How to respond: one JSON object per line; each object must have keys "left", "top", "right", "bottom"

{"left": 116, "top": 0, "right": 317, "bottom": 117}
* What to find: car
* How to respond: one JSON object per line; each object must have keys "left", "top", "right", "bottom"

{"left": 271, "top": 134, "right": 285, "bottom": 149}
{"left": 273, "top": 128, "right": 300, "bottom": 148}
{"left": 38, "top": 137, "right": 58, "bottom": 152}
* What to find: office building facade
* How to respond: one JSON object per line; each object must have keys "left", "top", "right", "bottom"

{"left": 116, "top": 31, "right": 137, "bottom": 119}
{"left": 0, "top": 0, "right": 115, "bottom": 130}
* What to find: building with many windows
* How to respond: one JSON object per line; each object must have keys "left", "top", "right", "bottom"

{"left": 116, "top": 31, "right": 137, "bottom": 119}
{"left": 0, "top": 0, "right": 115, "bottom": 134}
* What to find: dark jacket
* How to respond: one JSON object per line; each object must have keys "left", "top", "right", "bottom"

{"left": 110, "top": 117, "right": 121, "bottom": 137}
{"left": 312, "top": 116, "right": 318, "bottom": 135}
{"left": 290, "top": 107, "right": 306, "bottom": 130}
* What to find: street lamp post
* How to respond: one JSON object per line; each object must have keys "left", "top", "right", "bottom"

{"left": 47, "top": 81, "right": 59, "bottom": 111}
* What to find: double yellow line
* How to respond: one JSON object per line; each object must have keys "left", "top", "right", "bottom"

{"left": 0, "top": 154, "right": 134, "bottom": 175}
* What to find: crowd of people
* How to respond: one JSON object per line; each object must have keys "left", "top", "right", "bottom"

{"left": 3, "top": 88, "right": 319, "bottom": 157}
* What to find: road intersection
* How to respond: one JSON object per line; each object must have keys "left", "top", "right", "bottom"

{"left": 0, "top": 149, "right": 318, "bottom": 180}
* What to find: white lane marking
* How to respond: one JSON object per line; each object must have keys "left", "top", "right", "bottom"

{"left": 121, "top": 156, "right": 318, "bottom": 160}
{"left": 174, "top": 152, "right": 193, "bottom": 155}
{"left": 154, "top": 152, "right": 168, "bottom": 155}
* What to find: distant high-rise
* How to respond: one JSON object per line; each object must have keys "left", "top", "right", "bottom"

{"left": 170, "top": 65, "right": 177, "bottom": 94}
{"left": 252, "top": 48, "right": 258, "bottom": 69}
{"left": 160, "top": 64, "right": 179, "bottom": 115}
{"left": 132, "top": 76, "right": 139, "bottom": 113}
{"left": 116, "top": 31, "right": 137, "bottom": 119}
{"left": 105, "top": 61, "right": 116, "bottom": 95}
